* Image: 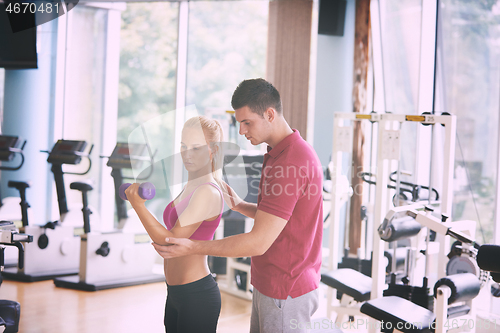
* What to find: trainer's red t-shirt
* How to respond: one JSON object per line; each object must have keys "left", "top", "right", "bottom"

{"left": 251, "top": 129, "right": 323, "bottom": 299}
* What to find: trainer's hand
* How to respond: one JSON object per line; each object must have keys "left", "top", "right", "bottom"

{"left": 152, "top": 237, "right": 196, "bottom": 259}
{"left": 221, "top": 181, "right": 243, "bottom": 210}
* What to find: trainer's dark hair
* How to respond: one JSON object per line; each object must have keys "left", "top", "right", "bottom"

{"left": 231, "top": 78, "right": 282, "bottom": 117}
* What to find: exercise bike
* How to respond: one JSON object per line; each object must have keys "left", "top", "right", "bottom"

{"left": 54, "top": 142, "right": 164, "bottom": 291}
{"left": 0, "top": 220, "right": 33, "bottom": 333}
{"left": 2, "top": 139, "right": 94, "bottom": 281}
{"left": 0, "top": 136, "right": 32, "bottom": 268}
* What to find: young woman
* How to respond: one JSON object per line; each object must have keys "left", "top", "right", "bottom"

{"left": 125, "top": 116, "right": 224, "bottom": 333}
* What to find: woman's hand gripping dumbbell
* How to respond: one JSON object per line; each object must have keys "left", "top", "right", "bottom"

{"left": 119, "top": 182, "right": 156, "bottom": 201}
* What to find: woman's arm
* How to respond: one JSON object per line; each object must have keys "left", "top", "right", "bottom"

{"left": 125, "top": 183, "right": 222, "bottom": 245}
{"left": 175, "top": 185, "right": 222, "bottom": 227}
{"left": 128, "top": 203, "right": 176, "bottom": 245}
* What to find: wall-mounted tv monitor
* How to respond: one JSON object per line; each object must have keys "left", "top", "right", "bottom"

{"left": 0, "top": 2, "right": 37, "bottom": 69}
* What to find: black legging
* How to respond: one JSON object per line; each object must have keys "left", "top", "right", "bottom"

{"left": 165, "top": 274, "right": 221, "bottom": 333}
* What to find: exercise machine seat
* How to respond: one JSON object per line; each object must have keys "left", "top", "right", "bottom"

{"left": 70, "top": 182, "right": 93, "bottom": 192}
{"left": 360, "top": 296, "right": 435, "bottom": 333}
{"left": 321, "top": 268, "right": 372, "bottom": 302}
{"left": 7, "top": 181, "right": 29, "bottom": 191}
{"left": 0, "top": 300, "right": 20, "bottom": 333}
{"left": 433, "top": 273, "right": 480, "bottom": 305}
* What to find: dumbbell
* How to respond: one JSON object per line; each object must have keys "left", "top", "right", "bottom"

{"left": 119, "top": 182, "right": 156, "bottom": 201}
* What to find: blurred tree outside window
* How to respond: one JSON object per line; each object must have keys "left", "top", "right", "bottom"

{"left": 118, "top": 2, "right": 179, "bottom": 218}
{"left": 186, "top": 0, "right": 268, "bottom": 152}
{"left": 380, "top": 0, "right": 422, "bottom": 115}
{"left": 118, "top": 2, "right": 179, "bottom": 143}
{"left": 378, "top": 0, "right": 422, "bottom": 195}
{"left": 439, "top": 0, "right": 500, "bottom": 243}
{"left": 118, "top": 1, "right": 268, "bottom": 219}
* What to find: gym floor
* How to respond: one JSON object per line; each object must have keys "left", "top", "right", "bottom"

{"left": 2, "top": 277, "right": 499, "bottom": 333}
{"left": 0, "top": 278, "right": 336, "bottom": 333}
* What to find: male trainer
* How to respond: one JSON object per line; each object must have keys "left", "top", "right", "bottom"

{"left": 153, "top": 78, "right": 324, "bottom": 333}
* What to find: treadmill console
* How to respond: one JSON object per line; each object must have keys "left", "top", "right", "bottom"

{"left": 47, "top": 140, "right": 87, "bottom": 165}
{"left": 106, "top": 143, "right": 148, "bottom": 170}
{"left": 0, "top": 135, "right": 23, "bottom": 162}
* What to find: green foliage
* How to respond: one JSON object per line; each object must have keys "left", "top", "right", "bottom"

{"left": 186, "top": 1, "right": 268, "bottom": 111}
{"left": 118, "top": 1, "right": 268, "bottom": 138}
{"left": 118, "top": 2, "right": 179, "bottom": 142}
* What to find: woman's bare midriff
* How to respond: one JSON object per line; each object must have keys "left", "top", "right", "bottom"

{"left": 164, "top": 254, "right": 211, "bottom": 286}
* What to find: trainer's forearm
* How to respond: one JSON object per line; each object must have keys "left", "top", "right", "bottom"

{"left": 193, "top": 232, "right": 264, "bottom": 257}
{"left": 233, "top": 201, "right": 258, "bottom": 219}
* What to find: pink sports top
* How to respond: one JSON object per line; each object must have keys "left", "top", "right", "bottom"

{"left": 163, "top": 183, "right": 223, "bottom": 241}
